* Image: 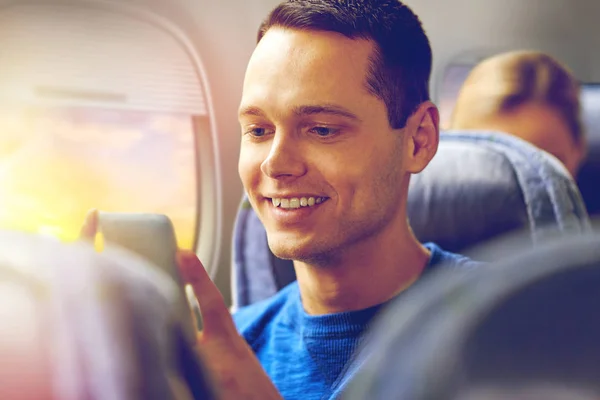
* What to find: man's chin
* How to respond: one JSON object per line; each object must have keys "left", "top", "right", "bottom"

{"left": 267, "top": 235, "right": 336, "bottom": 265}
{"left": 268, "top": 243, "right": 306, "bottom": 261}
{"left": 267, "top": 234, "right": 314, "bottom": 260}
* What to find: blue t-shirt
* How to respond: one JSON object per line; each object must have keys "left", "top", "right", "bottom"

{"left": 233, "top": 243, "right": 482, "bottom": 400}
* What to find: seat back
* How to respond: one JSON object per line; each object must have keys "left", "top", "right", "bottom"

{"left": 0, "top": 230, "right": 215, "bottom": 400}
{"left": 342, "top": 233, "right": 600, "bottom": 399}
{"left": 231, "top": 131, "right": 591, "bottom": 309}
{"left": 577, "top": 139, "right": 600, "bottom": 219}
{"left": 576, "top": 85, "right": 600, "bottom": 219}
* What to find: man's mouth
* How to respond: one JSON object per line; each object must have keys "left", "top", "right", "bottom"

{"left": 269, "top": 196, "right": 329, "bottom": 209}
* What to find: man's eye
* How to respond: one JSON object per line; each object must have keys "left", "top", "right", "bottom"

{"left": 246, "top": 127, "right": 267, "bottom": 137}
{"left": 310, "top": 127, "right": 337, "bottom": 137}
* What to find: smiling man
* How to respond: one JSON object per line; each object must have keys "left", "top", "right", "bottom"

{"left": 230, "top": 0, "right": 482, "bottom": 399}
{"left": 83, "top": 1, "right": 483, "bottom": 399}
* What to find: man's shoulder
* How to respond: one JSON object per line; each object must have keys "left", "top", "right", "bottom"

{"left": 423, "top": 242, "right": 486, "bottom": 272}
{"left": 232, "top": 282, "right": 300, "bottom": 342}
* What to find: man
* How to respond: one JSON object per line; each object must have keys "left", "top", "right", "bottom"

{"left": 448, "top": 51, "right": 587, "bottom": 178}
{"left": 84, "top": 1, "right": 481, "bottom": 399}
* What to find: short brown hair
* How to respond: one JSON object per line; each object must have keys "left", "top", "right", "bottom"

{"left": 257, "top": 0, "right": 432, "bottom": 129}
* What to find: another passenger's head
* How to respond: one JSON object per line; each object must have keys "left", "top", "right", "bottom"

{"left": 238, "top": 0, "right": 439, "bottom": 263}
{"left": 449, "top": 51, "right": 586, "bottom": 177}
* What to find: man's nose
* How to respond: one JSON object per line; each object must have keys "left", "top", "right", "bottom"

{"left": 260, "top": 132, "right": 307, "bottom": 180}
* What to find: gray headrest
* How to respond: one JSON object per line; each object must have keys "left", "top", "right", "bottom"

{"left": 408, "top": 130, "right": 590, "bottom": 253}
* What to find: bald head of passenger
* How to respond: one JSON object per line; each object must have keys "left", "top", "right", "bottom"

{"left": 449, "top": 51, "right": 587, "bottom": 177}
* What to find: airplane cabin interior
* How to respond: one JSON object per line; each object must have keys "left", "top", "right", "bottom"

{"left": 1, "top": 0, "right": 599, "bottom": 398}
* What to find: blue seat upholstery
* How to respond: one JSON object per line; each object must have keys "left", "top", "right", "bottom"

{"left": 231, "top": 131, "right": 591, "bottom": 309}
{"left": 577, "top": 141, "right": 600, "bottom": 218}
{"left": 343, "top": 233, "right": 600, "bottom": 399}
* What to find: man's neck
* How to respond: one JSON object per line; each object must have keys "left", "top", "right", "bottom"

{"left": 293, "top": 223, "right": 430, "bottom": 315}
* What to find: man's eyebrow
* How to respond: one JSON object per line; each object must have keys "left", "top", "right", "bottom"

{"left": 293, "top": 104, "right": 361, "bottom": 121}
{"left": 238, "top": 106, "right": 265, "bottom": 118}
{"left": 238, "top": 104, "right": 361, "bottom": 121}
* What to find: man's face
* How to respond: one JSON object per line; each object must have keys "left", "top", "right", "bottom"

{"left": 238, "top": 28, "right": 409, "bottom": 262}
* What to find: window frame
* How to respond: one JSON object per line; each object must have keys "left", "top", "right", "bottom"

{"left": 0, "top": 0, "right": 223, "bottom": 277}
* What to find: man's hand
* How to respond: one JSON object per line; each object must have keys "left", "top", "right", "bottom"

{"left": 177, "top": 250, "right": 282, "bottom": 400}
{"left": 80, "top": 210, "right": 282, "bottom": 400}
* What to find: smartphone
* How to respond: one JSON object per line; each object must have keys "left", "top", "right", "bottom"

{"left": 98, "top": 212, "right": 179, "bottom": 280}
{"left": 96, "top": 211, "right": 201, "bottom": 331}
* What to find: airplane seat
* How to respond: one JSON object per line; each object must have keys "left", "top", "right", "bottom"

{"left": 342, "top": 232, "right": 600, "bottom": 399}
{"left": 576, "top": 143, "right": 600, "bottom": 219}
{"left": 407, "top": 130, "right": 590, "bottom": 252}
{"left": 0, "top": 230, "right": 215, "bottom": 400}
{"left": 231, "top": 131, "right": 591, "bottom": 310}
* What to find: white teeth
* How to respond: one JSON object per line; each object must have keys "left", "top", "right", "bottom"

{"left": 271, "top": 196, "right": 327, "bottom": 209}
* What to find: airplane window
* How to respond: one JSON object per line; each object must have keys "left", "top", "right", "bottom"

{"left": 0, "top": 106, "right": 198, "bottom": 248}
{"left": 0, "top": 3, "right": 221, "bottom": 273}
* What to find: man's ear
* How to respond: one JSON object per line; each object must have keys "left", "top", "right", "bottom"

{"left": 402, "top": 101, "right": 439, "bottom": 174}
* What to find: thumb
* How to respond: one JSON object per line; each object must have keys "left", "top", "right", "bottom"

{"left": 176, "top": 250, "right": 236, "bottom": 338}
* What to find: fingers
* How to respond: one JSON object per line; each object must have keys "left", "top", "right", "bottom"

{"left": 176, "top": 250, "right": 236, "bottom": 337}
{"left": 80, "top": 209, "right": 99, "bottom": 241}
